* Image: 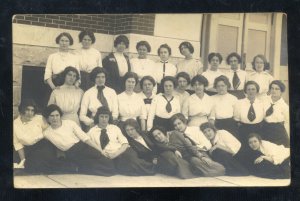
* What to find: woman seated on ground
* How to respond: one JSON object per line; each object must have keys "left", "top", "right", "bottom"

{"left": 173, "top": 72, "right": 191, "bottom": 109}
{"left": 150, "top": 126, "right": 225, "bottom": 177}
{"left": 13, "top": 99, "right": 60, "bottom": 174}
{"left": 87, "top": 106, "right": 156, "bottom": 176}
{"left": 43, "top": 104, "right": 116, "bottom": 176}
{"left": 48, "top": 66, "right": 84, "bottom": 125}
{"left": 200, "top": 122, "right": 249, "bottom": 176}
{"left": 210, "top": 75, "right": 238, "bottom": 138}
{"left": 247, "top": 133, "right": 290, "bottom": 179}
{"left": 117, "top": 72, "right": 147, "bottom": 131}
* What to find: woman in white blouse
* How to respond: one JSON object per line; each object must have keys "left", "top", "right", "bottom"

{"left": 48, "top": 67, "right": 84, "bottom": 125}
{"left": 210, "top": 75, "right": 239, "bottom": 137}
{"left": 117, "top": 72, "right": 147, "bottom": 131}
{"left": 43, "top": 104, "right": 116, "bottom": 176}
{"left": 44, "top": 32, "right": 80, "bottom": 90}
{"left": 174, "top": 72, "right": 191, "bottom": 110}
{"left": 130, "top": 41, "right": 156, "bottom": 92}
{"left": 76, "top": 30, "right": 102, "bottom": 91}
{"left": 247, "top": 133, "right": 290, "bottom": 179}
{"left": 202, "top": 52, "right": 224, "bottom": 96}
{"left": 246, "top": 54, "right": 274, "bottom": 100}
{"left": 200, "top": 122, "right": 249, "bottom": 176}
{"left": 147, "top": 76, "right": 180, "bottom": 131}
{"left": 261, "top": 80, "right": 290, "bottom": 147}
{"left": 182, "top": 75, "right": 213, "bottom": 127}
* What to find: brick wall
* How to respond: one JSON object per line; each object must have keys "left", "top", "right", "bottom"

{"left": 13, "top": 14, "right": 155, "bottom": 35}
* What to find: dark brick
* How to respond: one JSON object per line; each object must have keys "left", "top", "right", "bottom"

{"left": 80, "top": 15, "right": 92, "bottom": 20}
{"left": 77, "top": 23, "right": 89, "bottom": 29}
{"left": 59, "top": 25, "right": 74, "bottom": 30}
{"left": 32, "top": 14, "right": 46, "bottom": 18}
{"left": 45, "top": 15, "right": 59, "bottom": 20}
{"left": 39, "top": 18, "right": 52, "bottom": 23}
{"left": 24, "top": 16, "right": 39, "bottom": 22}
{"left": 31, "top": 21, "right": 45, "bottom": 26}
{"left": 59, "top": 16, "right": 73, "bottom": 21}
{"left": 66, "top": 21, "right": 79, "bottom": 27}
{"left": 16, "top": 20, "right": 31, "bottom": 25}
{"left": 72, "top": 18, "right": 86, "bottom": 24}
{"left": 45, "top": 23, "right": 59, "bottom": 28}
{"left": 14, "top": 15, "right": 25, "bottom": 20}
{"left": 53, "top": 20, "right": 66, "bottom": 25}
{"left": 85, "top": 19, "right": 95, "bottom": 24}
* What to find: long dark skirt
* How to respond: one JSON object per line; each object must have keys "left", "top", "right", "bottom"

{"left": 261, "top": 121, "right": 290, "bottom": 147}
{"left": 210, "top": 148, "right": 249, "bottom": 176}
{"left": 238, "top": 122, "right": 262, "bottom": 145}
{"left": 157, "top": 150, "right": 195, "bottom": 179}
{"left": 65, "top": 142, "right": 116, "bottom": 176}
{"left": 153, "top": 116, "right": 173, "bottom": 132}
{"left": 247, "top": 150, "right": 290, "bottom": 179}
{"left": 80, "top": 71, "right": 94, "bottom": 92}
{"left": 215, "top": 118, "right": 239, "bottom": 139}
{"left": 113, "top": 148, "right": 156, "bottom": 176}
{"left": 228, "top": 90, "right": 246, "bottom": 99}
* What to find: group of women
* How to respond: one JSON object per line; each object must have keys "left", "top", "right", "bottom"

{"left": 13, "top": 30, "right": 290, "bottom": 180}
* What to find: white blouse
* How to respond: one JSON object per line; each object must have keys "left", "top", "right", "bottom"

{"left": 202, "top": 69, "right": 224, "bottom": 92}
{"left": 13, "top": 115, "right": 48, "bottom": 151}
{"left": 76, "top": 47, "right": 102, "bottom": 73}
{"left": 154, "top": 61, "right": 177, "bottom": 83}
{"left": 173, "top": 90, "right": 190, "bottom": 110}
{"left": 226, "top": 69, "right": 247, "bottom": 91}
{"left": 234, "top": 98, "right": 265, "bottom": 124}
{"left": 259, "top": 140, "right": 290, "bottom": 165}
{"left": 210, "top": 93, "right": 238, "bottom": 120}
{"left": 134, "top": 136, "right": 151, "bottom": 150}
{"left": 184, "top": 126, "right": 212, "bottom": 150}
{"left": 117, "top": 92, "right": 147, "bottom": 121}
{"left": 211, "top": 130, "right": 241, "bottom": 156}
{"left": 246, "top": 71, "right": 274, "bottom": 100}
{"left": 43, "top": 120, "right": 90, "bottom": 151}
{"left": 130, "top": 58, "right": 156, "bottom": 80}
{"left": 176, "top": 58, "right": 203, "bottom": 79}
{"left": 137, "top": 92, "right": 156, "bottom": 118}
{"left": 44, "top": 52, "right": 80, "bottom": 81}
{"left": 114, "top": 52, "right": 129, "bottom": 77}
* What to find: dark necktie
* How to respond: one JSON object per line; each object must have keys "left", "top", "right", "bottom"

{"left": 97, "top": 86, "right": 109, "bottom": 108}
{"left": 247, "top": 101, "right": 256, "bottom": 122}
{"left": 162, "top": 95, "right": 173, "bottom": 113}
{"left": 232, "top": 71, "right": 241, "bottom": 90}
{"left": 266, "top": 103, "right": 275, "bottom": 117}
{"left": 161, "top": 61, "right": 168, "bottom": 78}
{"left": 144, "top": 98, "right": 152, "bottom": 104}
{"left": 100, "top": 129, "right": 109, "bottom": 150}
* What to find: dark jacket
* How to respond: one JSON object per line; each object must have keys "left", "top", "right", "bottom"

{"left": 102, "top": 52, "right": 131, "bottom": 94}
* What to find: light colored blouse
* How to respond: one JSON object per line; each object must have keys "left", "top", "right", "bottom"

{"left": 137, "top": 92, "right": 156, "bottom": 119}
{"left": 114, "top": 52, "right": 129, "bottom": 77}
{"left": 154, "top": 61, "right": 177, "bottom": 83}
{"left": 76, "top": 47, "right": 102, "bottom": 73}
{"left": 173, "top": 90, "right": 190, "bottom": 110}
{"left": 130, "top": 58, "right": 156, "bottom": 80}
{"left": 234, "top": 98, "right": 265, "bottom": 124}
{"left": 48, "top": 85, "right": 84, "bottom": 125}
{"left": 258, "top": 140, "right": 290, "bottom": 165}
{"left": 184, "top": 126, "right": 212, "bottom": 150}
{"left": 202, "top": 69, "right": 224, "bottom": 92}
{"left": 210, "top": 93, "right": 238, "bottom": 120}
{"left": 246, "top": 71, "right": 274, "bottom": 100}
{"left": 226, "top": 69, "right": 247, "bottom": 91}
{"left": 211, "top": 129, "right": 241, "bottom": 156}
{"left": 176, "top": 58, "right": 203, "bottom": 79}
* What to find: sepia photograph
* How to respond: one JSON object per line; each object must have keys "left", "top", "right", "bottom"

{"left": 12, "top": 13, "right": 290, "bottom": 188}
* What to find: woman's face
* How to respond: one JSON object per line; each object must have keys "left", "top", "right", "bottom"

{"left": 48, "top": 110, "right": 61, "bottom": 127}
{"left": 23, "top": 106, "right": 35, "bottom": 120}
{"left": 116, "top": 41, "right": 126, "bottom": 53}
{"left": 142, "top": 79, "right": 154, "bottom": 94}
{"left": 193, "top": 81, "right": 205, "bottom": 95}
{"left": 177, "top": 77, "right": 188, "bottom": 91}
{"left": 270, "top": 84, "right": 282, "bottom": 98}
{"left": 64, "top": 71, "right": 77, "bottom": 85}
{"left": 159, "top": 47, "right": 170, "bottom": 61}
{"left": 137, "top": 45, "right": 148, "bottom": 59}
{"left": 254, "top": 57, "right": 265, "bottom": 73}
{"left": 216, "top": 80, "right": 228, "bottom": 95}
{"left": 81, "top": 35, "right": 92, "bottom": 49}
{"left": 59, "top": 36, "right": 70, "bottom": 51}
{"left": 248, "top": 137, "right": 261, "bottom": 150}
{"left": 173, "top": 118, "right": 187, "bottom": 132}
{"left": 98, "top": 114, "right": 110, "bottom": 128}
{"left": 203, "top": 128, "right": 216, "bottom": 141}
{"left": 125, "top": 77, "right": 136, "bottom": 92}
{"left": 229, "top": 56, "right": 239, "bottom": 71}
{"left": 163, "top": 80, "right": 174, "bottom": 96}
{"left": 125, "top": 125, "right": 140, "bottom": 139}
{"left": 246, "top": 84, "right": 258, "bottom": 99}
{"left": 180, "top": 45, "right": 191, "bottom": 57}
{"left": 152, "top": 129, "right": 167, "bottom": 143}
{"left": 95, "top": 73, "right": 106, "bottom": 86}
{"left": 209, "top": 56, "right": 220, "bottom": 70}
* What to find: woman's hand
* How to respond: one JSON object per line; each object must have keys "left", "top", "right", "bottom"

{"left": 254, "top": 156, "right": 264, "bottom": 164}
{"left": 152, "top": 158, "right": 158, "bottom": 165}
{"left": 175, "top": 150, "right": 182, "bottom": 158}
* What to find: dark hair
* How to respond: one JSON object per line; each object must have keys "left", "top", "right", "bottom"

{"left": 161, "top": 76, "right": 178, "bottom": 93}
{"left": 213, "top": 75, "right": 231, "bottom": 89}
{"left": 248, "top": 133, "right": 262, "bottom": 143}
{"left": 94, "top": 106, "right": 112, "bottom": 125}
{"left": 200, "top": 122, "right": 217, "bottom": 133}
{"left": 179, "top": 41, "right": 194, "bottom": 54}
{"left": 140, "top": 75, "right": 156, "bottom": 89}
{"left": 61, "top": 66, "right": 80, "bottom": 83}
{"left": 18, "top": 99, "right": 38, "bottom": 115}
{"left": 226, "top": 52, "right": 242, "bottom": 65}
{"left": 56, "top": 32, "right": 73, "bottom": 45}
{"left": 269, "top": 80, "right": 286, "bottom": 93}
{"left": 191, "top": 75, "right": 208, "bottom": 87}
{"left": 43, "top": 104, "right": 63, "bottom": 119}
{"left": 89, "top": 67, "right": 107, "bottom": 83}
{"left": 123, "top": 72, "right": 139, "bottom": 87}
{"left": 176, "top": 72, "right": 191, "bottom": 85}
{"left": 251, "top": 54, "right": 270, "bottom": 71}
{"left": 79, "top": 30, "right": 96, "bottom": 44}
{"left": 244, "top": 80, "right": 260, "bottom": 93}
{"left": 136, "top": 40, "right": 151, "bottom": 52}
{"left": 208, "top": 52, "right": 223, "bottom": 63}
{"left": 114, "top": 35, "right": 129, "bottom": 48}
{"left": 149, "top": 126, "right": 167, "bottom": 139}
{"left": 124, "top": 119, "right": 142, "bottom": 136}
{"left": 170, "top": 113, "right": 187, "bottom": 126}
{"left": 157, "top": 44, "right": 172, "bottom": 56}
